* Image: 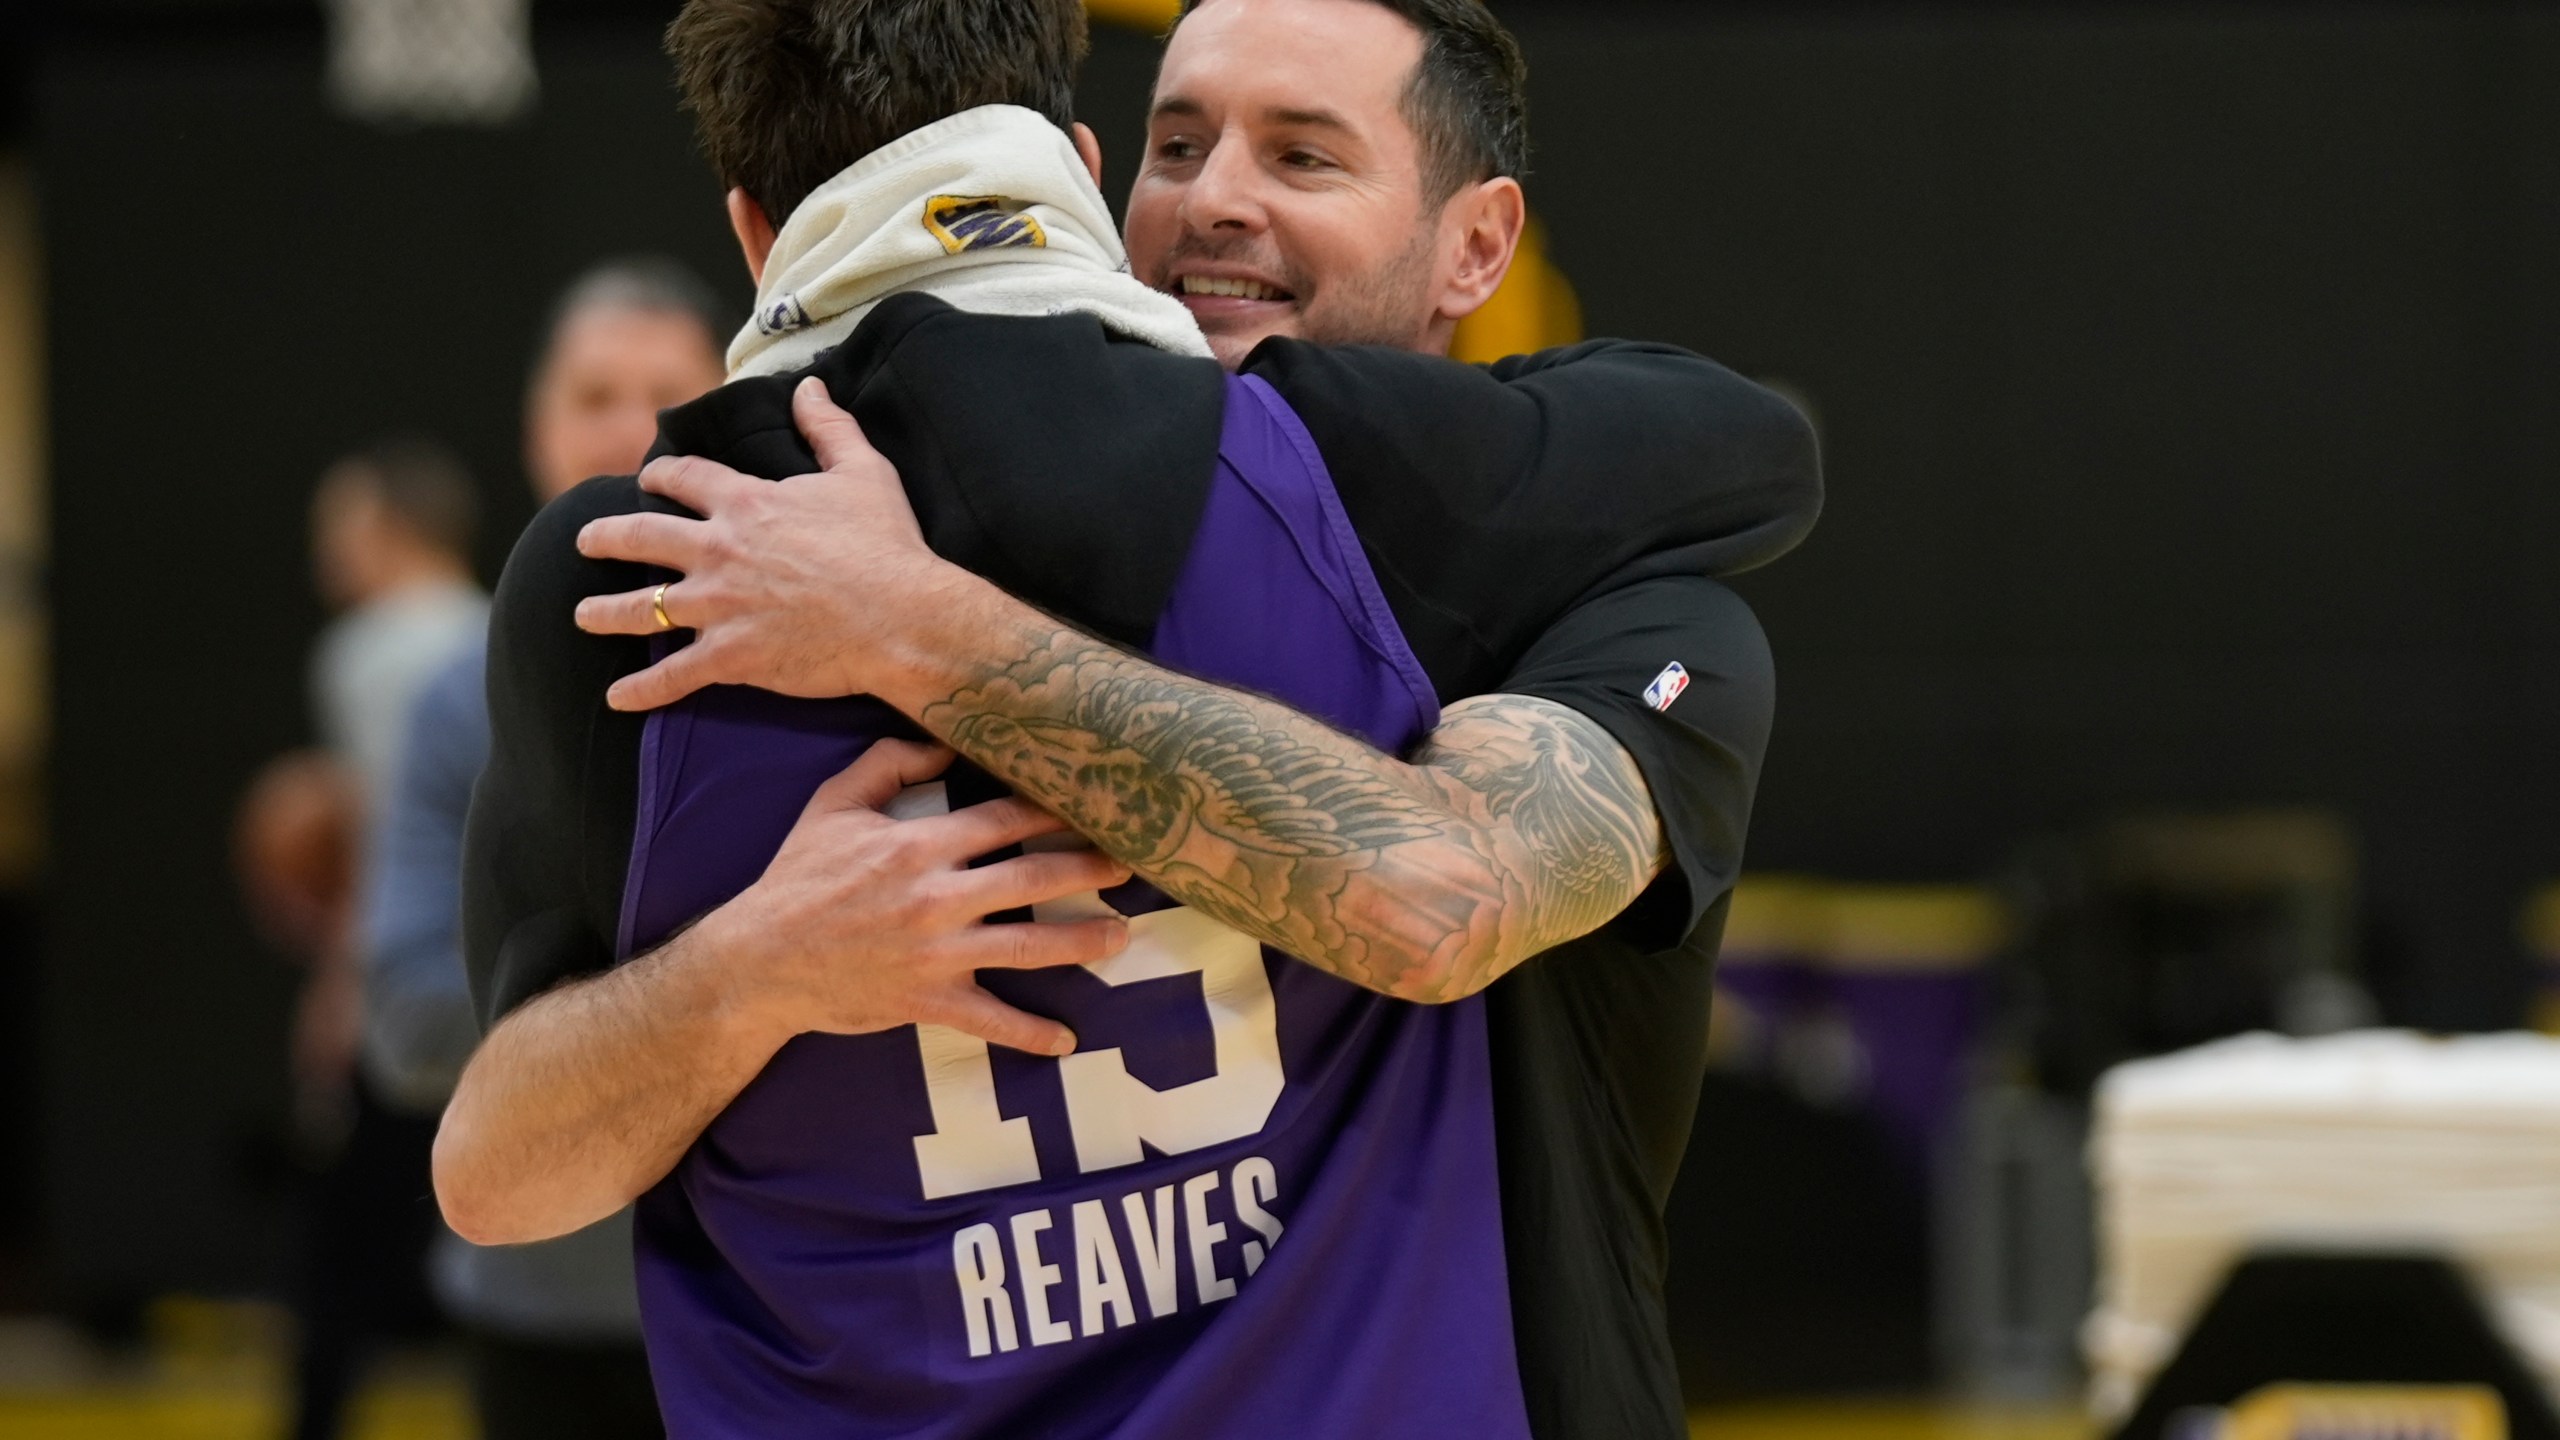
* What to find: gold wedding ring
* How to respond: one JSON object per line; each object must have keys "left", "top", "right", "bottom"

{"left": 651, "top": 582, "right": 675, "bottom": 633}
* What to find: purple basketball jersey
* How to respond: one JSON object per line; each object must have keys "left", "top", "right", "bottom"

{"left": 617, "top": 375, "right": 1531, "bottom": 1437}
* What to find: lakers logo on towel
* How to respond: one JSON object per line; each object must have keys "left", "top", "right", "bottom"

{"left": 924, "top": 195, "right": 1047, "bottom": 254}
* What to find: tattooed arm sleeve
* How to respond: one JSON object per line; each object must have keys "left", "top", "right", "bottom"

{"left": 913, "top": 625, "right": 1668, "bottom": 1004}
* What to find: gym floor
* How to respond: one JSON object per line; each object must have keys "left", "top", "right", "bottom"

{"left": 0, "top": 1300, "right": 2098, "bottom": 1439}
{"left": 0, "top": 1388, "right": 2097, "bottom": 1440}
{"left": 0, "top": 1393, "right": 2088, "bottom": 1434}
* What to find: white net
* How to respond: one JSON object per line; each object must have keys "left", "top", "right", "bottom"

{"left": 325, "top": 0, "right": 537, "bottom": 127}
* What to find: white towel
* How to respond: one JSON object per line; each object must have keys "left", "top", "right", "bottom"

{"left": 2087, "top": 1031, "right": 2560, "bottom": 1421}
{"left": 728, "top": 104, "right": 1212, "bottom": 378}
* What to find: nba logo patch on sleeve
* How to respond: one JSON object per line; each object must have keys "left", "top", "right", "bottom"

{"left": 1643, "top": 662, "right": 1691, "bottom": 713}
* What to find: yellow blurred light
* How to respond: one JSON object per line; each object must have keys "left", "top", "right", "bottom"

{"left": 1689, "top": 1401, "right": 2093, "bottom": 1440}
{"left": 1818, "top": 885, "right": 2010, "bottom": 970}
{"left": 2224, "top": 1385, "right": 2504, "bottom": 1440}
{"left": 1087, "top": 0, "right": 1182, "bottom": 30}
{"left": 2533, "top": 884, "right": 2560, "bottom": 1036}
{"left": 2525, "top": 884, "right": 2560, "bottom": 961}
{"left": 1721, "top": 874, "right": 1833, "bottom": 958}
{"left": 1452, "top": 218, "right": 1584, "bottom": 365}
{"left": 1721, "top": 876, "right": 2011, "bottom": 973}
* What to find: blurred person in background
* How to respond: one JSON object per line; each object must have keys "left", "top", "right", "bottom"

{"left": 358, "top": 259, "right": 726, "bottom": 1440}
{"left": 309, "top": 441, "right": 486, "bottom": 809}
{"left": 234, "top": 754, "right": 365, "bottom": 1142}
{"left": 235, "top": 754, "right": 361, "bottom": 970}
{"left": 295, "top": 441, "right": 487, "bottom": 1137}
{"left": 231, "top": 751, "right": 375, "bottom": 1439}
{"left": 279, "top": 438, "right": 487, "bottom": 1440}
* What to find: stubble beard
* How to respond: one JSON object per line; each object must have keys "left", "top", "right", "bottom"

{"left": 1162, "top": 222, "right": 1444, "bottom": 366}
{"left": 1289, "top": 224, "right": 1443, "bottom": 354}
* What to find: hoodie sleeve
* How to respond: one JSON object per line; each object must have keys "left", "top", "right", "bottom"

{"left": 1240, "top": 337, "right": 1820, "bottom": 696}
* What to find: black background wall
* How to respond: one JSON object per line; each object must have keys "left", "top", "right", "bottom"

{"left": 29, "top": 2, "right": 2560, "bottom": 1313}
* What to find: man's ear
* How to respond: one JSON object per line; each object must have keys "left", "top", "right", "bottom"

{"left": 1071, "top": 123, "right": 1106, "bottom": 190}
{"left": 1435, "top": 176, "right": 1528, "bottom": 322}
{"left": 726, "top": 187, "right": 779, "bottom": 288}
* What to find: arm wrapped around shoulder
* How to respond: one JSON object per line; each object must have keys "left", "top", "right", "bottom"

{"left": 1240, "top": 335, "right": 1817, "bottom": 693}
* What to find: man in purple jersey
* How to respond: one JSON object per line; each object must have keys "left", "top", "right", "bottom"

{"left": 439, "top": 2, "right": 1814, "bottom": 1434}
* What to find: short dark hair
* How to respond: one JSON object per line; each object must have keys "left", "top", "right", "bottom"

{"left": 666, "top": 0, "right": 1091, "bottom": 227}
{"left": 335, "top": 438, "right": 479, "bottom": 559}
{"left": 1177, "top": 0, "right": 1529, "bottom": 204}
{"left": 544, "top": 256, "right": 728, "bottom": 353}
{"left": 534, "top": 256, "right": 728, "bottom": 388}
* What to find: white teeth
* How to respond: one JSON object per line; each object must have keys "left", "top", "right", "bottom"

{"left": 1179, "top": 276, "right": 1281, "bottom": 301}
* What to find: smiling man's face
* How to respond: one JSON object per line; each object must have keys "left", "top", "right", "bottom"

{"left": 1123, "top": 0, "right": 1470, "bottom": 369}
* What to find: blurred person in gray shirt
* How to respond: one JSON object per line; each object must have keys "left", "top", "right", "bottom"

{"left": 300, "top": 440, "right": 487, "bottom": 1127}
{"left": 287, "top": 439, "right": 485, "bottom": 1440}
{"left": 360, "top": 259, "right": 727, "bottom": 1439}
{"left": 310, "top": 441, "right": 489, "bottom": 812}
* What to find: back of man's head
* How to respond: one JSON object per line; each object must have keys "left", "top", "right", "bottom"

{"left": 1176, "top": 0, "right": 1528, "bottom": 205}
{"left": 312, "top": 438, "right": 479, "bottom": 608}
{"left": 666, "top": 0, "right": 1091, "bottom": 229}
{"left": 335, "top": 438, "right": 479, "bottom": 560}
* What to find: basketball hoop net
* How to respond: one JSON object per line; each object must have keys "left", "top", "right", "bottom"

{"left": 325, "top": 0, "right": 537, "bottom": 127}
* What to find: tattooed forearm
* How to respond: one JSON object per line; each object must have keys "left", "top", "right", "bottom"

{"left": 1416, "top": 694, "right": 1670, "bottom": 961}
{"left": 916, "top": 627, "right": 1669, "bottom": 1003}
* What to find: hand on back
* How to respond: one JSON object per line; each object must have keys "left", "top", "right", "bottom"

{"left": 574, "top": 377, "right": 955, "bottom": 712}
{"left": 702, "top": 739, "right": 1132, "bottom": 1058}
